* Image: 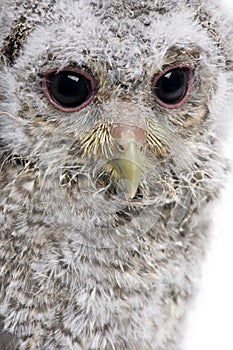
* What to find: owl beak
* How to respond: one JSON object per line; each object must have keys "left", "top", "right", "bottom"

{"left": 111, "top": 140, "right": 143, "bottom": 198}
{"left": 110, "top": 124, "right": 146, "bottom": 199}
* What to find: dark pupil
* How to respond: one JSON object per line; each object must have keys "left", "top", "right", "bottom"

{"left": 155, "top": 68, "right": 189, "bottom": 104}
{"left": 48, "top": 72, "right": 91, "bottom": 107}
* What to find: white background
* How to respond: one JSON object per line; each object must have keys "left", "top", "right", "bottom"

{"left": 182, "top": 1, "right": 233, "bottom": 349}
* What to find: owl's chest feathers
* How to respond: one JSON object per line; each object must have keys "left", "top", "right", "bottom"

{"left": 0, "top": 159, "right": 216, "bottom": 347}
{"left": 1, "top": 162, "right": 210, "bottom": 287}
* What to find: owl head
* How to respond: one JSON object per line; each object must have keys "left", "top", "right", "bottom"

{"left": 0, "top": 0, "right": 232, "bottom": 246}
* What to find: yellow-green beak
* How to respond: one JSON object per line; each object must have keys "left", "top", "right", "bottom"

{"left": 111, "top": 140, "right": 143, "bottom": 199}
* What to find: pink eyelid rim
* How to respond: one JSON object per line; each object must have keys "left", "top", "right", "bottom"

{"left": 152, "top": 64, "right": 194, "bottom": 109}
{"left": 42, "top": 67, "right": 95, "bottom": 112}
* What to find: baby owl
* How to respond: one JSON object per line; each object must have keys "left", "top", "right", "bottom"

{"left": 0, "top": 0, "right": 232, "bottom": 349}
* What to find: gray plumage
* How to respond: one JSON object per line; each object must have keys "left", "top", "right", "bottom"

{"left": 0, "top": 1, "right": 232, "bottom": 349}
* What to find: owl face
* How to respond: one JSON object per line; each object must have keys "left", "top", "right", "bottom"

{"left": 0, "top": 0, "right": 230, "bottom": 246}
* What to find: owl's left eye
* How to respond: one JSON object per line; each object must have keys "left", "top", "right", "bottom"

{"left": 42, "top": 68, "right": 95, "bottom": 112}
{"left": 152, "top": 65, "right": 193, "bottom": 108}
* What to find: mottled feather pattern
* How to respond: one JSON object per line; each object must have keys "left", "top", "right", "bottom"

{"left": 0, "top": 1, "right": 232, "bottom": 349}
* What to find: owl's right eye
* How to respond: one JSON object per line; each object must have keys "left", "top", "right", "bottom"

{"left": 42, "top": 68, "right": 95, "bottom": 112}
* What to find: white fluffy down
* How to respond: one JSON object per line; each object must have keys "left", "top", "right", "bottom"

{"left": 0, "top": 1, "right": 233, "bottom": 350}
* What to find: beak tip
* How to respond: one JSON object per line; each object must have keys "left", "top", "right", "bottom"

{"left": 124, "top": 179, "right": 140, "bottom": 199}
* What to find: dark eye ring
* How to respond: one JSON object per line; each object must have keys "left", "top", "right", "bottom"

{"left": 42, "top": 68, "right": 95, "bottom": 112}
{"left": 152, "top": 65, "right": 193, "bottom": 109}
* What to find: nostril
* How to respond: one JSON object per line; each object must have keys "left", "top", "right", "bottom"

{"left": 117, "top": 144, "right": 125, "bottom": 153}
